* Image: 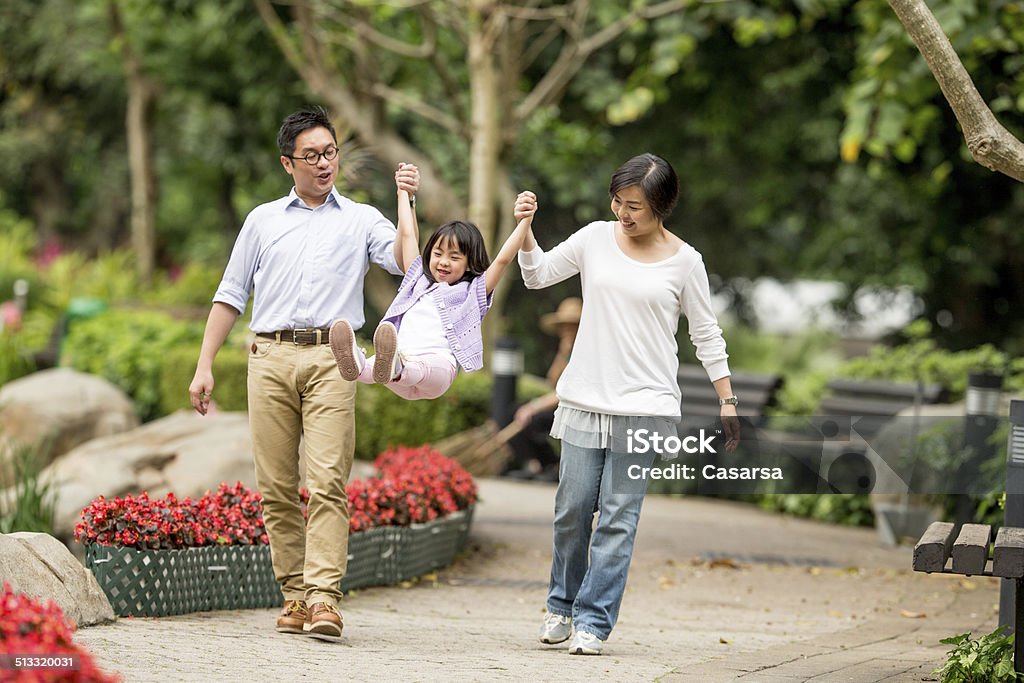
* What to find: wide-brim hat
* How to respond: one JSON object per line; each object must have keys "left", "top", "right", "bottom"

{"left": 540, "top": 297, "right": 583, "bottom": 336}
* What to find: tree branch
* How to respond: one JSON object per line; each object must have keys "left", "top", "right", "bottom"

{"left": 888, "top": 0, "right": 1024, "bottom": 182}
{"left": 253, "top": 0, "right": 466, "bottom": 227}
{"left": 349, "top": 13, "right": 436, "bottom": 58}
{"left": 514, "top": 0, "right": 688, "bottom": 123}
{"left": 369, "top": 83, "right": 465, "bottom": 136}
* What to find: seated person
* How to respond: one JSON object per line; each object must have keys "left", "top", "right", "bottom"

{"left": 504, "top": 297, "right": 581, "bottom": 480}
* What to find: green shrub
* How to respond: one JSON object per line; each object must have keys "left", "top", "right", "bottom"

{"left": 41, "top": 250, "right": 143, "bottom": 313}
{"left": 771, "top": 371, "right": 830, "bottom": 416}
{"left": 0, "top": 441, "right": 56, "bottom": 535}
{"left": 160, "top": 335, "right": 549, "bottom": 462}
{"left": 354, "top": 372, "right": 549, "bottom": 461}
{"left": 757, "top": 494, "right": 874, "bottom": 527}
{"left": 146, "top": 262, "right": 229, "bottom": 310}
{"left": 772, "top": 321, "right": 1024, "bottom": 416}
{"left": 61, "top": 309, "right": 203, "bottom": 421}
{"left": 0, "top": 333, "right": 35, "bottom": 387}
{"left": 159, "top": 341, "right": 250, "bottom": 415}
{"left": 0, "top": 211, "right": 41, "bottom": 310}
{"left": 935, "top": 628, "right": 1021, "bottom": 682}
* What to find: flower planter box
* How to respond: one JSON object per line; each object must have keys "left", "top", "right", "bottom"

{"left": 396, "top": 507, "right": 474, "bottom": 581}
{"left": 87, "top": 507, "right": 473, "bottom": 617}
{"left": 86, "top": 543, "right": 279, "bottom": 617}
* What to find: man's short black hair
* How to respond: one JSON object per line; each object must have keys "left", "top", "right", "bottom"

{"left": 277, "top": 107, "right": 337, "bottom": 157}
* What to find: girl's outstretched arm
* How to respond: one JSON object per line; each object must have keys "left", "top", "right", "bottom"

{"left": 395, "top": 163, "right": 420, "bottom": 273}
{"left": 485, "top": 191, "right": 537, "bottom": 294}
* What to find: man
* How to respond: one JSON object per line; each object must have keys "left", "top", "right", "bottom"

{"left": 189, "top": 107, "right": 418, "bottom": 641}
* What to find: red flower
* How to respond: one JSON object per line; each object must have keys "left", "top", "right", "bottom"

{"left": 74, "top": 447, "right": 477, "bottom": 549}
{"left": 0, "top": 582, "right": 120, "bottom": 682}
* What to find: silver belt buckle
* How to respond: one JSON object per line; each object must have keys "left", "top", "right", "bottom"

{"left": 292, "top": 327, "right": 316, "bottom": 344}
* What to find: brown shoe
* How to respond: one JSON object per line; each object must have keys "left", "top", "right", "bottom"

{"left": 305, "top": 602, "right": 344, "bottom": 642}
{"left": 275, "top": 600, "right": 310, "bottom": 634}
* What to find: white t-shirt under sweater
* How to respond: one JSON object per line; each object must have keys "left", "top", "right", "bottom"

{"left": 395, "top": 288, "right": 458, "bottom": 369}
{"left": 518, "top": 221, "right": 730, "bottom": 419}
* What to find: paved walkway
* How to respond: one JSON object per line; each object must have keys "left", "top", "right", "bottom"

{"left": 76, "top": 479, "right": 999, "bottom": 682}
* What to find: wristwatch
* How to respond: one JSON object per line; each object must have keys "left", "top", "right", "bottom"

{"left": 719, "top": 396, "right": 739, "bottom": 406}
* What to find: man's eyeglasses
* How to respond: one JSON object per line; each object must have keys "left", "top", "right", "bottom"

{"left": 287, "top": 146, "right": 339, "bottom": 166}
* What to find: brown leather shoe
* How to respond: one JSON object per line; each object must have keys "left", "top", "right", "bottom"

{"left": 305, "top": 602, "right": 343, "bottom": 641}
{"left": 275, "top": 600, "right": 310, "bottom": 634}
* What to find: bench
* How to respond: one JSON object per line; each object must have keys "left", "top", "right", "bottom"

{"left": 820, "top": 378, "right": 946, "bottom": 438}
{"left": 914, "top": 521, "right": 1024, "bottom": 673}
{"left": 678, "top": 366, "right": 783, "bottom": 430}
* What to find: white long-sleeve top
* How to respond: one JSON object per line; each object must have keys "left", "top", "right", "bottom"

{"left": 518, "top": 221, "right": 729, "bottom": 419}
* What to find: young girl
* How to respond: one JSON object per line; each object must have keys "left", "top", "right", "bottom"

{"left": 329, "top": 168, "right": 537, "bottom": 400}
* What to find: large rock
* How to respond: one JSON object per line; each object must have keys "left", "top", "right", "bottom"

{"left": 43, "top": 410, "right": 257, "bottom": 540}
{"left": 0, "top": 368, "right": 139, "bottom": 466}
{"left": 0, "top": 532, "right": 115, "bottom": 626}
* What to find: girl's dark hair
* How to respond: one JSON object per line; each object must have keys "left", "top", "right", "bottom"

{"left": 608, "top": 153, "right": 679, "bottom": 220}
{"left": 421, "top": 220, "right": 490, "bottom": 284}
{"left": 277, "top": 106, "right": 337, "bottom": 157}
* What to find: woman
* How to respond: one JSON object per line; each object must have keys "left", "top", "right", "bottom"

{"left": 518, "top": 153, "right": 740, "bottom": 655}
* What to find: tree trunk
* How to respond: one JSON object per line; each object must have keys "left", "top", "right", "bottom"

{"left": 125, "top": 78, "right": 157, "bottom": 284}
{"left": 887, "top": 0, "right": 1024, "bottom": 182}
{"left": 467, "top": 1, "right": 501, "bottom": 252}
{"left": 109, "top": 1, "right": 158, "bottom": 284}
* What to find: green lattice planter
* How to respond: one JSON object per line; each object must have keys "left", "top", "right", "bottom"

{"left": 396, "top": 508, "right": 474, "bottom": 581}
{"left": 86, "top": 507, "right": 473, "bottom": 617}
{"left": 85, "top": 543, "right": 279, "bottom": 617}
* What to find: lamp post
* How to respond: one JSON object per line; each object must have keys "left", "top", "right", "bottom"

{"left": 999, "top": 401, "right": 1024, "bottom": 640}
{"left": 955, "top": 372, "right": 1004, "bottom": 525}
{"left": 490, "top": 337, "right": 523, "bottom": 429}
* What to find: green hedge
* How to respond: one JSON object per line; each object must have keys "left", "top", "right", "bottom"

{"left": 61, "top": 309, "right": 204, "bottom": 421}
{"left": 154, "top": 325, "right": 550, "bottom": 461}
{"left": 0, "top": 334, "right": 36, "bottom": 387}
{"left": 159, "top": 343, "right": 250, "bottom": 415}
{"left": 773, "top": 332, "right": 1024, "bottom": 416}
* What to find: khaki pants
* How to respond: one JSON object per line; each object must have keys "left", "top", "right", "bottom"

{"left": 247, "top": 337, "right": 355, "bottom": 608}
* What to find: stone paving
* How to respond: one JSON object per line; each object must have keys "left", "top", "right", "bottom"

{"left": 75, "top": 479, "right": 1000, "bottom": 682}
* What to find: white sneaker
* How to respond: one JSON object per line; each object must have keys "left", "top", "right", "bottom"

{"left": 538, "top": 613, "right": 572, "bottom": 644}
{"left": 329, "top": 320, "right": 364, "bottom": 381}
{"left": 567, "top": 630, "right": 604, "bottom": 655}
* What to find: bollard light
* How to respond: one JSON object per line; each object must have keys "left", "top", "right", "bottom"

{"left": 955, "top": 373, "right": 1004, "bottom": 525}
{"left": 490, "top": 337, "right": 523, "bottom": 428}
{"left": 12, "top": 279, "right": 28, "bottom": 312}
{"left": 966, "top": 372, "right": 1003, "bottom": 418}
{"left": 999, "top": 401, "right": 1024, "bottom": 643}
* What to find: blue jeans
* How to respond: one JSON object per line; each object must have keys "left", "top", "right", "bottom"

{"left": 546, "top": 440, "right": 655, "bottom": 640}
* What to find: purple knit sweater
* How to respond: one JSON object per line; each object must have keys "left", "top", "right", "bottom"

{"left": 380, "top": 256, "right": 492, "bottom": 372}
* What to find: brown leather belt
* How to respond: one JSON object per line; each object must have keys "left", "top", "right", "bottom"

{"left": 257, "top": 328, "right": 331, "bottom": 345}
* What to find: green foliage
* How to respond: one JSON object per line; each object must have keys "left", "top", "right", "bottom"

{"left": 159, "top": 342, "right": 249, "bottom": 416}
{"left": 840, "top": 327, "right": 1010, "bottom": 401}
{"left": 0, "top": 333, "right": 36, "bottom": 387}
{"left": 935, "top": 628, "right": 1021, "bottom": 683}
{"left": 772, "top": 371, "right": 830, "bottom": 417}
{"left": 61, "top": 309, "right": 203, "bottom": 421}
{"left": 145, "top": 263, "right": 227, "bottom": 310}
{"left": 40, "top": 250, "right": 143, "bottom": 312}
{"left": 0, "top": 442, "right": 56, "bottom": 535}
{"left": 772, "top": 322, "right": 1023, "bottom": 416}
{"left": 758, "top": 494, "right": 874, "bottom": 527}
{"left": 353, "top": 372, "right": 549, "bottom": 462}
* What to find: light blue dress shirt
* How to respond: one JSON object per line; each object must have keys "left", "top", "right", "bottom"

{"left": 213, "top": 187, "right": 401, "bottom": 333}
